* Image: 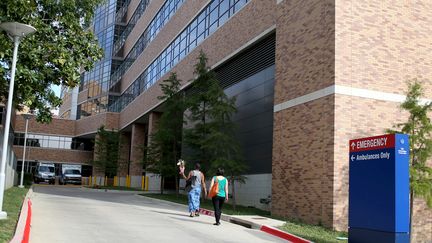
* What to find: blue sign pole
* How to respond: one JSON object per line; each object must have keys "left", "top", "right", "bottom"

{"left": 349, "top": 134, "right": 410, "bottom": 243}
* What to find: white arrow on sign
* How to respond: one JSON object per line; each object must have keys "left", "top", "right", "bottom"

{"left": 351, "top": 142, "right": 356, "bottom": 150}
{"left": 351, "top": 155, "right": 355, "bottom": 162}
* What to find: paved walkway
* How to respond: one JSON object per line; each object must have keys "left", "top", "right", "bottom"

{"left": 29, "top": 185, "right": 286, "bottom": 243}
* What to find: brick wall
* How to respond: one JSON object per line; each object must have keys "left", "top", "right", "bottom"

{"left": 14, "top": 115, "right": 75, "bottom": 136}
{"left": 13, "top": 147, "right": 93, "bottom": 163}
{"left": 272, "top": 95, "right": 335, "bottom": 227}
{"left": 334, "top": 0, "right": 432, "bottom": 239}
{"left": 130, "top": 124, "right": 146, "bottom": 176}
{"left": 272, "top": 0, "right": 335, "bottom": 227}
{"left": 75, "top": 112, "right": 119, "bottom": 136}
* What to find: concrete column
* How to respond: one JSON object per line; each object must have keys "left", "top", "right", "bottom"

{"left": 147, "top": 112, "right": 162, "bottom": 146}
{"left": 129, "top": 124, "right": 146, "bottom": 176}
{"left": 92, "top": 134, "right": 105, "bottom": 177}
{"left": 117, "top": 132, "right": 131, "bottom": 177}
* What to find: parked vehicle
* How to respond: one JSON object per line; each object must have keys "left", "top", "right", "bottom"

{"left": 59, "top": 164, "right": 82, "bottom": 185}
{"left": 34, "top": 162, "right": 55, "bottom": 184}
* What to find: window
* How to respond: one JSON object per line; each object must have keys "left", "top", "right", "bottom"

{"left": 110, "top": 0, "right": 249, "bottom": 112}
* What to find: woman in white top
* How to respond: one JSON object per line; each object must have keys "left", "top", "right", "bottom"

{"left": 180, "top": 163, "right": 207, "bottom": 217}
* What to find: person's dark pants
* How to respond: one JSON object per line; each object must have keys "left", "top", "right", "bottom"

{"left": 212, "top": 196, "right": 225, "bottom": 223}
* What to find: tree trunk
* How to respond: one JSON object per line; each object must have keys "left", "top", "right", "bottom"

{"left": 232, "top": 178, "right": 236, "bottom": 211}
{"left": 175, "top": 174, "right": 179, "bottom": 197}
{"left": 174, "top": 143, "right": 179, "bottom": 197}
{"left": 160, "top": 176, "right": 165, "bottom": 195}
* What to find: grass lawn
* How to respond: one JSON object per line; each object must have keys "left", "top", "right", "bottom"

{"left": 0, "top": 187, "right": 29, "bottom": 243}
{"left": 279, "top": 221, "right": 348, "bottom": 243}
{"left": 142, "top": 193, "right": 347, "bottom": 243}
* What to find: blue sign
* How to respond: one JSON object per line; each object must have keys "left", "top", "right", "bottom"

{"left": 349, "top": 134, "right": 410, "bottom": 243}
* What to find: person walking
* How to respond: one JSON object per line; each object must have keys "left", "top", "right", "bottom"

{"left": 180, "top": 163, "right": 207, "bottom": 217}
{"left": 208, "top": 168, "right": 228, "bottom": 226}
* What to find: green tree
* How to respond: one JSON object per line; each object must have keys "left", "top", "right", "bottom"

{"left": 93, "top": 126, "right": 123, "bottom": 178}
{"left": 0, "top": 0, "right": 103, "bottom": 123}
{"left": 146, "top": 73, "right": 186, "bottom": 194}
{"left": 387, "top": 80, "right": 432, "bottom": 236}
{"left": 184, "top": 51, "right": 246, "bottom": 208}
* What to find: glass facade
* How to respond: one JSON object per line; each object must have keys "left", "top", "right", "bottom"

{"left": 109, "top": 0, "right": 249, "bottom": 112}
{"left": 14, "top": 133, "right": 94, "bottom": 151}
{"left": 78, "top": 0, "right": 118, "bottom": 119}
{"left": 110, "top": 0, "right": 186, "bottom": 89}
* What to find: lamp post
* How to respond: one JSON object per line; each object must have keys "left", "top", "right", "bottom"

{"left": 18, "top": 114, "right": 32, "bottom": 188}
{"left": 0, "top": 22, "right": 36, "bottom": 219}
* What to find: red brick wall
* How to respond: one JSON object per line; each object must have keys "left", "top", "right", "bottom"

{"left": 75, "top": 112, "right": 119, "bottom": 136}
{"left": 14, "top": 115, "right": 75, "bottom": 136}
{"left": 130, "top": 124, "right": 146, "bottom": 176}
{"left": 13, "top": 147, "right": 93, "bottom": 163}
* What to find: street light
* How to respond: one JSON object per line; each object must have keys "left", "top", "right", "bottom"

{"left": 19, "top": 114, "right": 32, "bottom": 188}
{"left": 0, "top": 22, "right": 36, "bottom": 219}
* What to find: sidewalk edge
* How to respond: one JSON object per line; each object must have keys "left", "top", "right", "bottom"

{"left": 260, "top": 225, "right": 312, "bottom": 243}
{"left": 10, "top": 187, "right": 33, "bottom": 243}
{"left": 138, "top": 195, "right": 311, "bottom": 243}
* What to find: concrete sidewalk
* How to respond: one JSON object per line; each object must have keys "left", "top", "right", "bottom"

{"left": 13, "top": 187, "right": 310, "bottom": 243}
{"left": 139, "top": 194, "right": 311, "bottom": 243}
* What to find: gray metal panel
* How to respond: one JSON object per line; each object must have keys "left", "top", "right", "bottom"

{"left": 224, "top": 65, "right": 275, "bottom": 174}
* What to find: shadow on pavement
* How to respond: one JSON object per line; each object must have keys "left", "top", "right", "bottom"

{"left": 151, "top": 210, "right": 190, "bottom": 217}
{"left": 31, "top": 185, "right": 183, "bottom": 212}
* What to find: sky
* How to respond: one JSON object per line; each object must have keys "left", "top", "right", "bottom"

{"left": 51, "top": 84, "right": 61, "bottom": 97}
{"left": 50, "top": 84, "right": 61, "bottom": 116}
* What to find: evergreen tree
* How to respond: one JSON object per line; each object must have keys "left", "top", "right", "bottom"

{"left": 92, "top": 126, "right": 122, "bottom": 178}
{"left": 184, "top": 51, "right": 246, "bottom": 208}
{"left": 387, "top": 80, "right": 432, "bottom": 237}
{"left": 145, "top": 73, "right": 185, "bottom": 194}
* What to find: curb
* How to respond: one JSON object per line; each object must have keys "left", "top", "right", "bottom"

{"left": 260, "top": 225, "right": 311, "bottom": 243}
{"left": 140, "top": 196, "right": 311, "bottom": 243}
{"left": 10, "top": 188, "right": 33, "bottom": 243}
{"left": 198, "top": 208, "right": 311, "bottom": 243}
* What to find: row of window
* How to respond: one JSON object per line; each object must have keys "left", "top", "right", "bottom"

{"left": 13, "top": 133, "right": 94, "bottom": 151}
{"left": 110, "top": 0, "right": 186, "bottom": 87}
{"left": 109, "top": 0, "right": 249, "bottom": 112}
{"left": 112, "top": 0, "right": 151, "bottom": 55}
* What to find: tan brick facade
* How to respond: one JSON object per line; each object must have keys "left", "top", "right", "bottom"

{"left": 14, "top": 115, "right": 75, "bottom": 136}
{"left": 333, "top": 0, "right": 432, "bottom": 239}
{"left": 272, "top": 95, "right": 335, "bottom": 227}
{"left": 75, "top": 112, "right": 119, "bottom": 136}
{"left": 130, "top": 124, "right": 146, "bottom": 176}
{"left": 272, "top": 0, "right": 431, "bottom": 240}
{"left": 118, "top": 132, "right": 131, "bottom": 176}
{"left": 13, "top": 147, "right": 93, "bottom": 163}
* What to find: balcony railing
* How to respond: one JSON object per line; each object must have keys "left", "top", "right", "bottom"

{"left": 113, "top": 0, "right": 150, "bottom": 55}
{"left": 115, "top": 0, "right": 131, "bottom": 24}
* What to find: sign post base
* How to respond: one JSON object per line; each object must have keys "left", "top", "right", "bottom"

{"left": 349, "top": 228, "right": 409, "bottom": 243}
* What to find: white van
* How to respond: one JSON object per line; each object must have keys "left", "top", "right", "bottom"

{"left": 34, "top": 162, "right": 55, "bottom": 184}
{"left": 59, "top": 164, "right": 82, "bottom": 185}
